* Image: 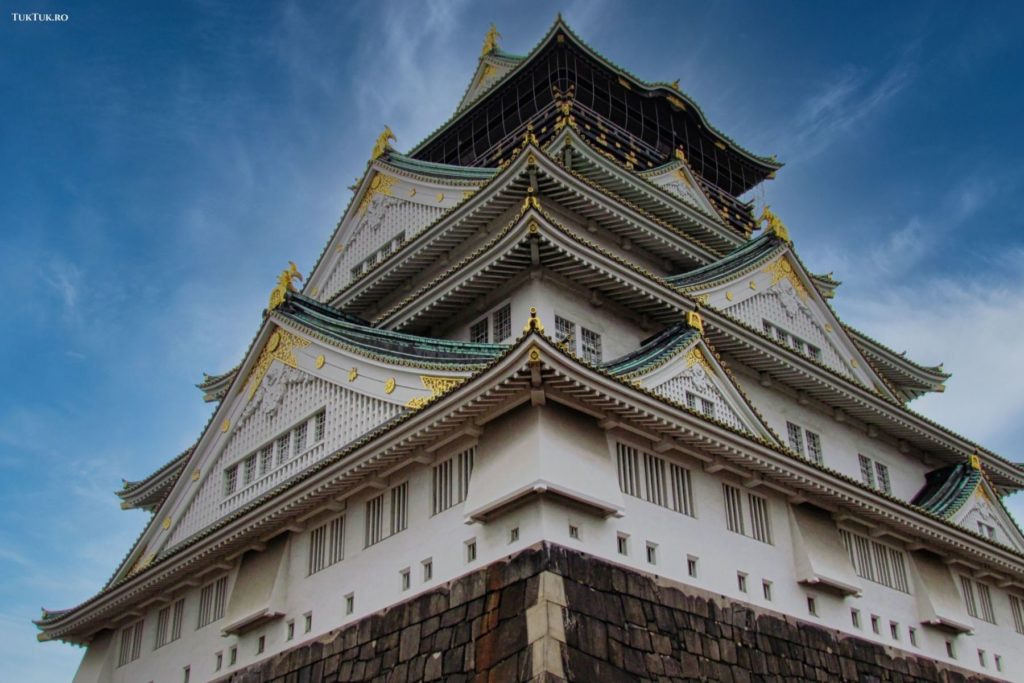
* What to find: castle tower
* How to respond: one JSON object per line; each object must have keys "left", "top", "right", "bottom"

{"left": 39, "top": 18, "right": 1024, "bottom": 683}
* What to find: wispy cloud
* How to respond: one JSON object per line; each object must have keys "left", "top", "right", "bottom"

{"left": 41, "top": 257, "right": 81, "bottom": 314}
{"left": 789, "top": 52, "right": 917, "bottom": 160}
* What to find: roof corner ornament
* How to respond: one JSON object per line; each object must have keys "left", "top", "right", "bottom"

{"left": 371, "top": 125, "right": 396, "bottom": 161}
{"left": 686, "top": 310, "right": 704, "bottom": 334}
{"left": 969, "top": 453, "right": 982, "bottom": 470}
{"left": 759, "top": 205, "right": 791, "bottom": 243}
{"left": 481, "top": 24, "right": 500, "bottom": 57}
{"left": 269, "top": 261, "right": 303, "bottom": 311}
{"left": 524, "top": 306, "right": 545, "bottom": 333}
{"left": 522, "top": 186, "right": 541, "bottom": 212}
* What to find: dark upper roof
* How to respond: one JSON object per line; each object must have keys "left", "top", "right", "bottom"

{"left": 408, "top": 17, "right": 781, "bottom": 197}
{"left": 277, "top": 293, "right": 508, "bottom": 367}
{"left": 911, "top": 461, "right": 981, "bottom": 518}
{"left": 602, "top": 322, "right": 700, "bottom": 377}
{"left": 666, "top": 232, "right": 784, "bottom": 288}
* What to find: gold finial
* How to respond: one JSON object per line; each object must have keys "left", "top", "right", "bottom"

{"left": 269, "top": 261, "right": 303, "bottom": 310}
{"left": 969, "top": 453, "right": 981, "bottom": 470}
{"left": 674, "top": 147, "right": 688, "bottom": 163}
{"left": 671, "top": 79, "right": 680, "bottom": 91}
{"left": 686, "top": 311, "right": 704, "bottom": 333}
{"left": 481, "top": 24, "right": 501, "bottom": 57}
{"left": 523, "top": 121, "right": 538, "bottom": 146}
{"left": 371, "top": 125, "right": 396, "bottom": 160}
{"left": 758, "top": 206, "right": 791, "bottom": 243}
{"left": 523, "top": 306, "right": 545, "bottom": 333}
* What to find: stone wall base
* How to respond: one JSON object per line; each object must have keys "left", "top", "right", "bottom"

{"left": 216, "top": 543, "right": 999, "bottom": 682}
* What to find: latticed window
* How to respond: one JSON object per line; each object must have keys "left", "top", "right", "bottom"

{"left": 685, "top": 391, "right": 715, "bottom": 418}
{"left": 875, "top": 462, "right": 891, "bottom": 494}
{"left": 432, "top": 447, "right": 474, "bottom": 515}
{"left": 1010, "top": 594, "right": 1024, "bottom": 634}
{"left": 839, "top": 529, "right": 910, "bottom": 592}
{"left": 155, "top": 598, "right": 184, "bottom": 648}
{"left": 314, "top": 410, "right": 326, "bottom": 442}
{"left": 762, "top": 320, "right": 822, "bottom": 362}
{"left": 787, "top": 422, "right": 804, "bottom": 454}
{"left": 308, "top": 515, "right": 345, "bottom": 575}
{"left": 806, "top": 431, "right": 823, "bottom": 464}
{"left": 554, "top": 315, "right": 576, "bottom": 347}
{"left": 223, "top": 465, "right": 238, "bottom": 497}
{"left": 616, "top": 443, "right": 641, "bottom": 497}
{"left": 748, "top": 493, "right": 772, "bottom": 544}
{"left": 492, "top": 304, "right": 512, "bottom": 342}
{"left": 390, "top": 482, "right": 408, "bottom": 534}
{"left": 259, "top": 446, "right": 273, "bottom": 475}
{"left": 960, "top": 576, "right": 996, "bottom": 623}
{"left": 294, "top": 422, "right": 308, "bottom": 455}
{"left": 617, "top": 444, "right": 694, "bottom": 517}
{"left": 470, "top": 318, "right": 488, "bottom": 343}
{"left": 197, "top": 576, "right": 228, "bottom": 628}
{"left": 243, "top": 454, "right": 257, "bottom": 485}
{"left": 365, "top": 482, "right": 408, "bottom": 547}
{"left": 722, "top": 484, "right": 745, "bottom": 535}
{"left": 365, "top": 494, "right": 384, "bottom": 547}
{"left": 858, "top": 455, "right": 875, "bottom": 487}
{"left": 276, "top": 434, "right": 291, "bottom": 465}
{"left": 117, "top": 620, "right": 143, "bottom": 667}
{"left": 580, "top": 327, "right": 602, "bottom": 363}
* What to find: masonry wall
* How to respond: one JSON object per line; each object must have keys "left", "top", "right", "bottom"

{"left": 215, "top": 544, "right": 1002, "bottom": 683}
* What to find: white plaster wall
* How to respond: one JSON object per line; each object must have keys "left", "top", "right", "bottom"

{"left": 84, "top": 408, "right": 1022, "bottom": 683}
{"left": 732, "top": 364, "right": 931, "bottom": 502}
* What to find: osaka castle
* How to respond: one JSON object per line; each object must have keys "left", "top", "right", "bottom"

{"left": 39, "top": 18, "right": 1024, "bottom": 683}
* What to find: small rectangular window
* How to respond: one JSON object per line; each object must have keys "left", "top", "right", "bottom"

{"left": 737, "top": 572, "right": 747, "bottom": 593}
{"left": 117, "top": 620, "right": 144, "bottom": 667}
{"left": 243, "top": 453, "right": 257, "bottom": 485}
{"left": 859, "top": 455, "right": 875, "bottom": 488}
{"left": 197, "top": 576, "right": 228, "bottom": 628}
{"left": 568, "top": 524, "right": 580, "bottom": 540}
{"left": 344, "top": 594, "right": 354, "bottom": 615}
{"left": 875, "top": 462, "right": 891, "bottom": 494}
{"left": 687, "top": 555, "right": 698, "bottom": 578}
{"left": 890, "top": 621, "right": 899, "bottom": 640}
{"left": 871, "top": 615, "right": 880, "bottom": 634}
{"left": 314, "top": 410, "right": 326, "bottom": 442}
{"left": 1010, "top": 594, "right": 1024, "bottom": 634}
{"left": 422, "top": 558, "right": 433, "bottom": 582}
{"left": 646, "top": 542, "right": 657, "bottom": 565}
{"left": 390, "top": 482, "right": 408, "bottom": 535}
{"left": 400, "top": 568, "right": 411, "bottom": 591}
{"left": 470, "top": 318, "right": 489, "bottom": 343}
{"left": 365, "top": 493, "right": 384, "bottom": 547}
{"left": 616, "top": 533, "right": 629, "bottom": 556}
{"left": 493, "top": 303, "right": 512, "bottom": 342}
{"left": 762, "top": 580, "right": 772, "bottom": 601}
{"left": 581, "top": 327, "right": 602, "bottom": 363}
{"left": 183, "top": 666, "right": 190, "bottom": 683}
{"left": 432, "top": 447, "right": 475, "bottom": 515}
{"left": 786, "top": 422, "right": 804, "bottom": 454}
{"left": 257, "top": 635, "right": 265, "bottom": 654}
{"left": 509, "top": 526, "right": 519, "bottom": 544}
{"left": 215, "top": 652, "right": 223, "bottom": 671}
{"left": 945, "top": 640, "right": 956, "bottom": 659}
{"left": 909, "top": 627, "right": 917, "bottom": 646}
{"left": 995, "top": 654, "right": 1002, "bottom": 671}
{"left": 806, "top": 431, "right": 823, "bottom": 464}
{"left": 286, "top": 620, "right": 294, "bottom": 640}
{"left": 259, "top": 446, "right": 273, "bottom": 475}
{"left": 293, "top": 422, "right": 308, "bottom": 455}
{"left": 554, "top": 315, "right": 576, "bottom": 349}
{"left": 978, "top": 649, "right": 986, "bottom": 667}
{"left": 229, "top": 646, "right": 237, "bottom": 666}
{"left": 851, "top": 609, "right": 860, "bottom": 629}
{"left": 224, "top": 465, "right": 239, "bottom": 497}
{"left": 465, "top": 539, "right": 477, "bottom": 563}
{"left": 276, "top": 434, "right": 290, "bottom": 464}
{"left": 304, "top": 612, "right": 312, "bottom": 633}
{"left": 807, "top": 596, "right": 817, "bottom": 616}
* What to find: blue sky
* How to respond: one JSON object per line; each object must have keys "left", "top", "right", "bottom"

{"left": 2, "top": 1, "right": 1023, "bottom": 680}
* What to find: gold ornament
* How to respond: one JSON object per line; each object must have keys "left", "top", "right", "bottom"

{"left": 481, "top": 24, "right": 500, "bottom": 56}
{"left": 315, "top": 354, "right": 326, "bottom": 369}
{"left": 348, "top": 367, "right": 358, "bottom": 382}
{"left": 523, "top": 306, "right": 545, "bottom": 333}
{"left": 371, "top": 125, "right": 396, "bottom": 160}
{"left": 268, "top": 262, "right": 303, "bottom": 310}
{"left": 357, "top": 172, "right": 397, "bottom": 215}
{"left": 384, "top": 377, "right": 396, "bottom": 394}
{"left": 247, "top": 328, "right": 310, "bottom": 399}
{"left": 758, "top": 206, "right": 791, "bottom": 243}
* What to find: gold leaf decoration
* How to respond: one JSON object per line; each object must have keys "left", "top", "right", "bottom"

{"left": 357, "top": 172, "right": 396, "bottom": 216}
{"left": 685, "top": 347, "right": 712, "bottom": 373}
{"left": 247, "top": 328, "right": 310, "bottom": 399}
{"left": 762, "top": 257, "right": 808, "bottom": 299}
